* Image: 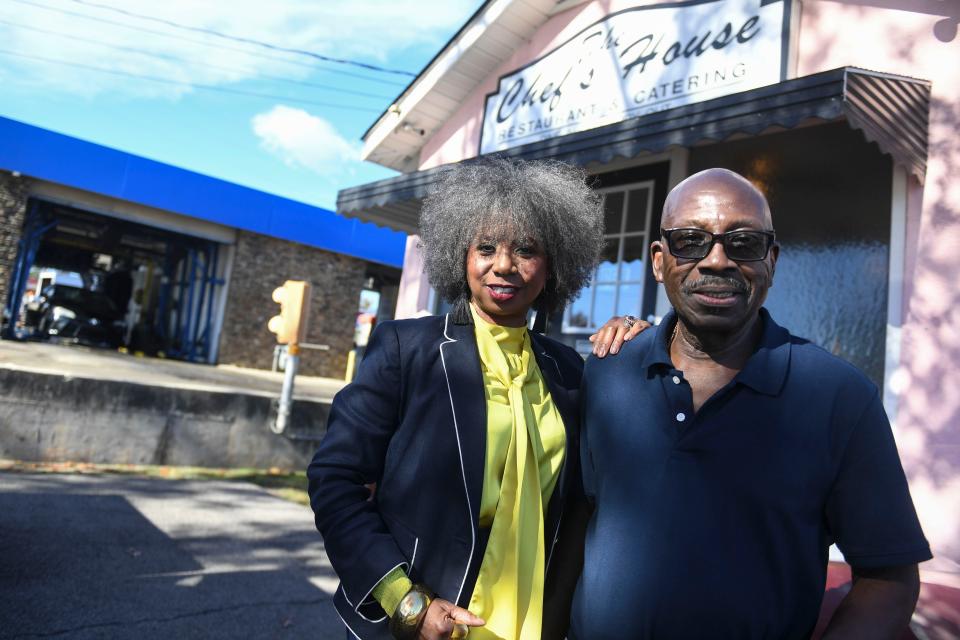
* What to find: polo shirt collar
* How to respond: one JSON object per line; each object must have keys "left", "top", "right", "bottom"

{"left": 643, "top": 307, "right": 791, "bottom": 396}
{"left": 736, "top": 308, "right": 791, "bottom": 396}
{"left": 640, "top": 311, "right": 677, "bottom": 371}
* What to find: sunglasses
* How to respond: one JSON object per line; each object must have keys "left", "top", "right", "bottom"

{"left": 660, "top": 227, "right": 776, "bottom": 262}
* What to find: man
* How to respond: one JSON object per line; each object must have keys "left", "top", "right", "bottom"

{"left": 570, "top": 168, "right": 931, "bottom": 639}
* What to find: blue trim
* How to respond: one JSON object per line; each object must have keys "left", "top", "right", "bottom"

{"left": 0, "top": 116, "right": 406, "bottom": 267}
{"left": 182, "top": 250, "right": 197, "bottom": 359}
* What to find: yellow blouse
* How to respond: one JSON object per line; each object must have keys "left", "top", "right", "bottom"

{"left": 472, "top": 308, "right": 566, "bottom": 525}
{"left": 468, "top": 305, "right": 566, "bottom": 640}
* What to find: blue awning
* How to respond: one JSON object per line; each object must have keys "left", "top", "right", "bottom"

{"left": 0, "top": 116, "right": 406, "bottom": 267}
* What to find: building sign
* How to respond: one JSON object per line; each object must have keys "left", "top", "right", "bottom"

{"left": 479, "top": 0, "right": 791, "bottom": 154}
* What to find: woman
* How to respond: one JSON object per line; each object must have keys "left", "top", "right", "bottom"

{"left": 307, "top": 157, "right": 642, "bottom": 640}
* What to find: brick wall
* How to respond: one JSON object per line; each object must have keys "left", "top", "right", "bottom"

{"left": 0, "top": 173, "right": 29, "bottom": 311}
{"left": 217, "top": 230, "right": 368, "bottom": 378}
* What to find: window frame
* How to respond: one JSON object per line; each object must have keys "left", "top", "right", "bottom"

{"left": 563, "top": 179, "right": 655, "bottom": 333}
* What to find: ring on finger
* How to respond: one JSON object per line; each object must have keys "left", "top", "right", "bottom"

{"left": 622, "top": 314, "right": 638, "bottom": 329}
{"left": 451, "top": 622, "right": 470, "bottom": 639}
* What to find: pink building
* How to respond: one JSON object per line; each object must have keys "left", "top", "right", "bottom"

{"left": 338, "top": 0, "right": 959, "bottom": 593}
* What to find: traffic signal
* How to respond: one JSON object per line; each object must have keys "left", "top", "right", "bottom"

{"left": 267, "top": 280, "right": 312, "bottom": 349}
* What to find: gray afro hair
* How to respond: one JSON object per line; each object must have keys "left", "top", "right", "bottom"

{"left": 419, "top": 156, "right": 604, "bottom": 315}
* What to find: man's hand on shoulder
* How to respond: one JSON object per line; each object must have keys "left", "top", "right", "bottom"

{"left": 589, "top": 315, "right": 651, "bottom": 357}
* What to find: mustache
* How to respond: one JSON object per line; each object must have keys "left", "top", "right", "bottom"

{"left": 681, "top": 275, "right": 749, "bottom": 295}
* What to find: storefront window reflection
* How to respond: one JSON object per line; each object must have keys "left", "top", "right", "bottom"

{"left": 688, "top": 123, "right": 892, "bottom": 387}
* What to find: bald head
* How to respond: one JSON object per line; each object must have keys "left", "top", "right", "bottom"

{"left": 662, "top": 168, "right": 772, "bottom": 229}
{"left": 652, "top": 166, "right": 778, "bottom": 339}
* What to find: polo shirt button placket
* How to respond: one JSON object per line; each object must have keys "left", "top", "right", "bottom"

{"left": 663, "top": 370, "right": 692, "bottom": 436}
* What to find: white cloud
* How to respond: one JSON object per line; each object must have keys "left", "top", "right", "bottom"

{"left": 0, "top": 0, "right": 479, "bottom": 99}
{"left": 251, "top": 105, "right": 360, "bottom": 177}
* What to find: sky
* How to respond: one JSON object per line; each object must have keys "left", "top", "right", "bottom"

{"left": 0, "top": 0, "right": 484, "bottom": 210}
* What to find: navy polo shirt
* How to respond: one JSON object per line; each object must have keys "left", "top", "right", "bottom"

{"left": 570, "top": 308, "right": 931, "bottom": 640}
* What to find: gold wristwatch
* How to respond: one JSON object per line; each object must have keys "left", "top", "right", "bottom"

{"left": 388, "top": 584, "right": 434, "bottom": 640}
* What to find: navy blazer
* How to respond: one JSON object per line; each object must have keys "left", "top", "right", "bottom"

{"left": 307, "top": 313, "right": 584, "bottom": 640}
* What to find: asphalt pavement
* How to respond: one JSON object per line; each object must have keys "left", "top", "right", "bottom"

{"left": 0, "top": 472, "right": 346, "bottom": 639}
{"left": 6, "top": 470, "right": 958, "bottom": 639}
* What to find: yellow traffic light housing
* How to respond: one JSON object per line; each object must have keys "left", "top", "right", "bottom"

{"left": 267, "top": 280, "right": 312, "bottom": 349}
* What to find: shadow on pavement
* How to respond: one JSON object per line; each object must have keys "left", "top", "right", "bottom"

{"left": 0, "top": 491, "right": 339, "bottom": 639}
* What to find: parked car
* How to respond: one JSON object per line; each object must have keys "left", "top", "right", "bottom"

{"left": 27, "top": 284, "right": 124, "bottom": 348}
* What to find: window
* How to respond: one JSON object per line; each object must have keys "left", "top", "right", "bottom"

{"left": 564, "top": 181, "right": 654, "bottom": 332}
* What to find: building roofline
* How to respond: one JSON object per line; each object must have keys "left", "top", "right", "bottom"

{"left": 359, "top": 0, "right": 560, "bottom": 172}
{"left": 361, "top": 0, "right": 495, "bottom": 142}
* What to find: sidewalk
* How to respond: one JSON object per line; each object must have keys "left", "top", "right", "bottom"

{"left": 0, "top": 340, "right": 346, "bottom": 401}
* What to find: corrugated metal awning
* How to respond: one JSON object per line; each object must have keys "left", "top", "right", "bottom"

{"left": 338, "top": 67, "right": 930, "bottom": 233}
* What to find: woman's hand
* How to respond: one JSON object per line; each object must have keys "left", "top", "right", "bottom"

{"left": 589, "top": 315, "right": 651, "bottom": 357}
{"left": 418, "top": 598, "right": 484, "bottom": 639}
